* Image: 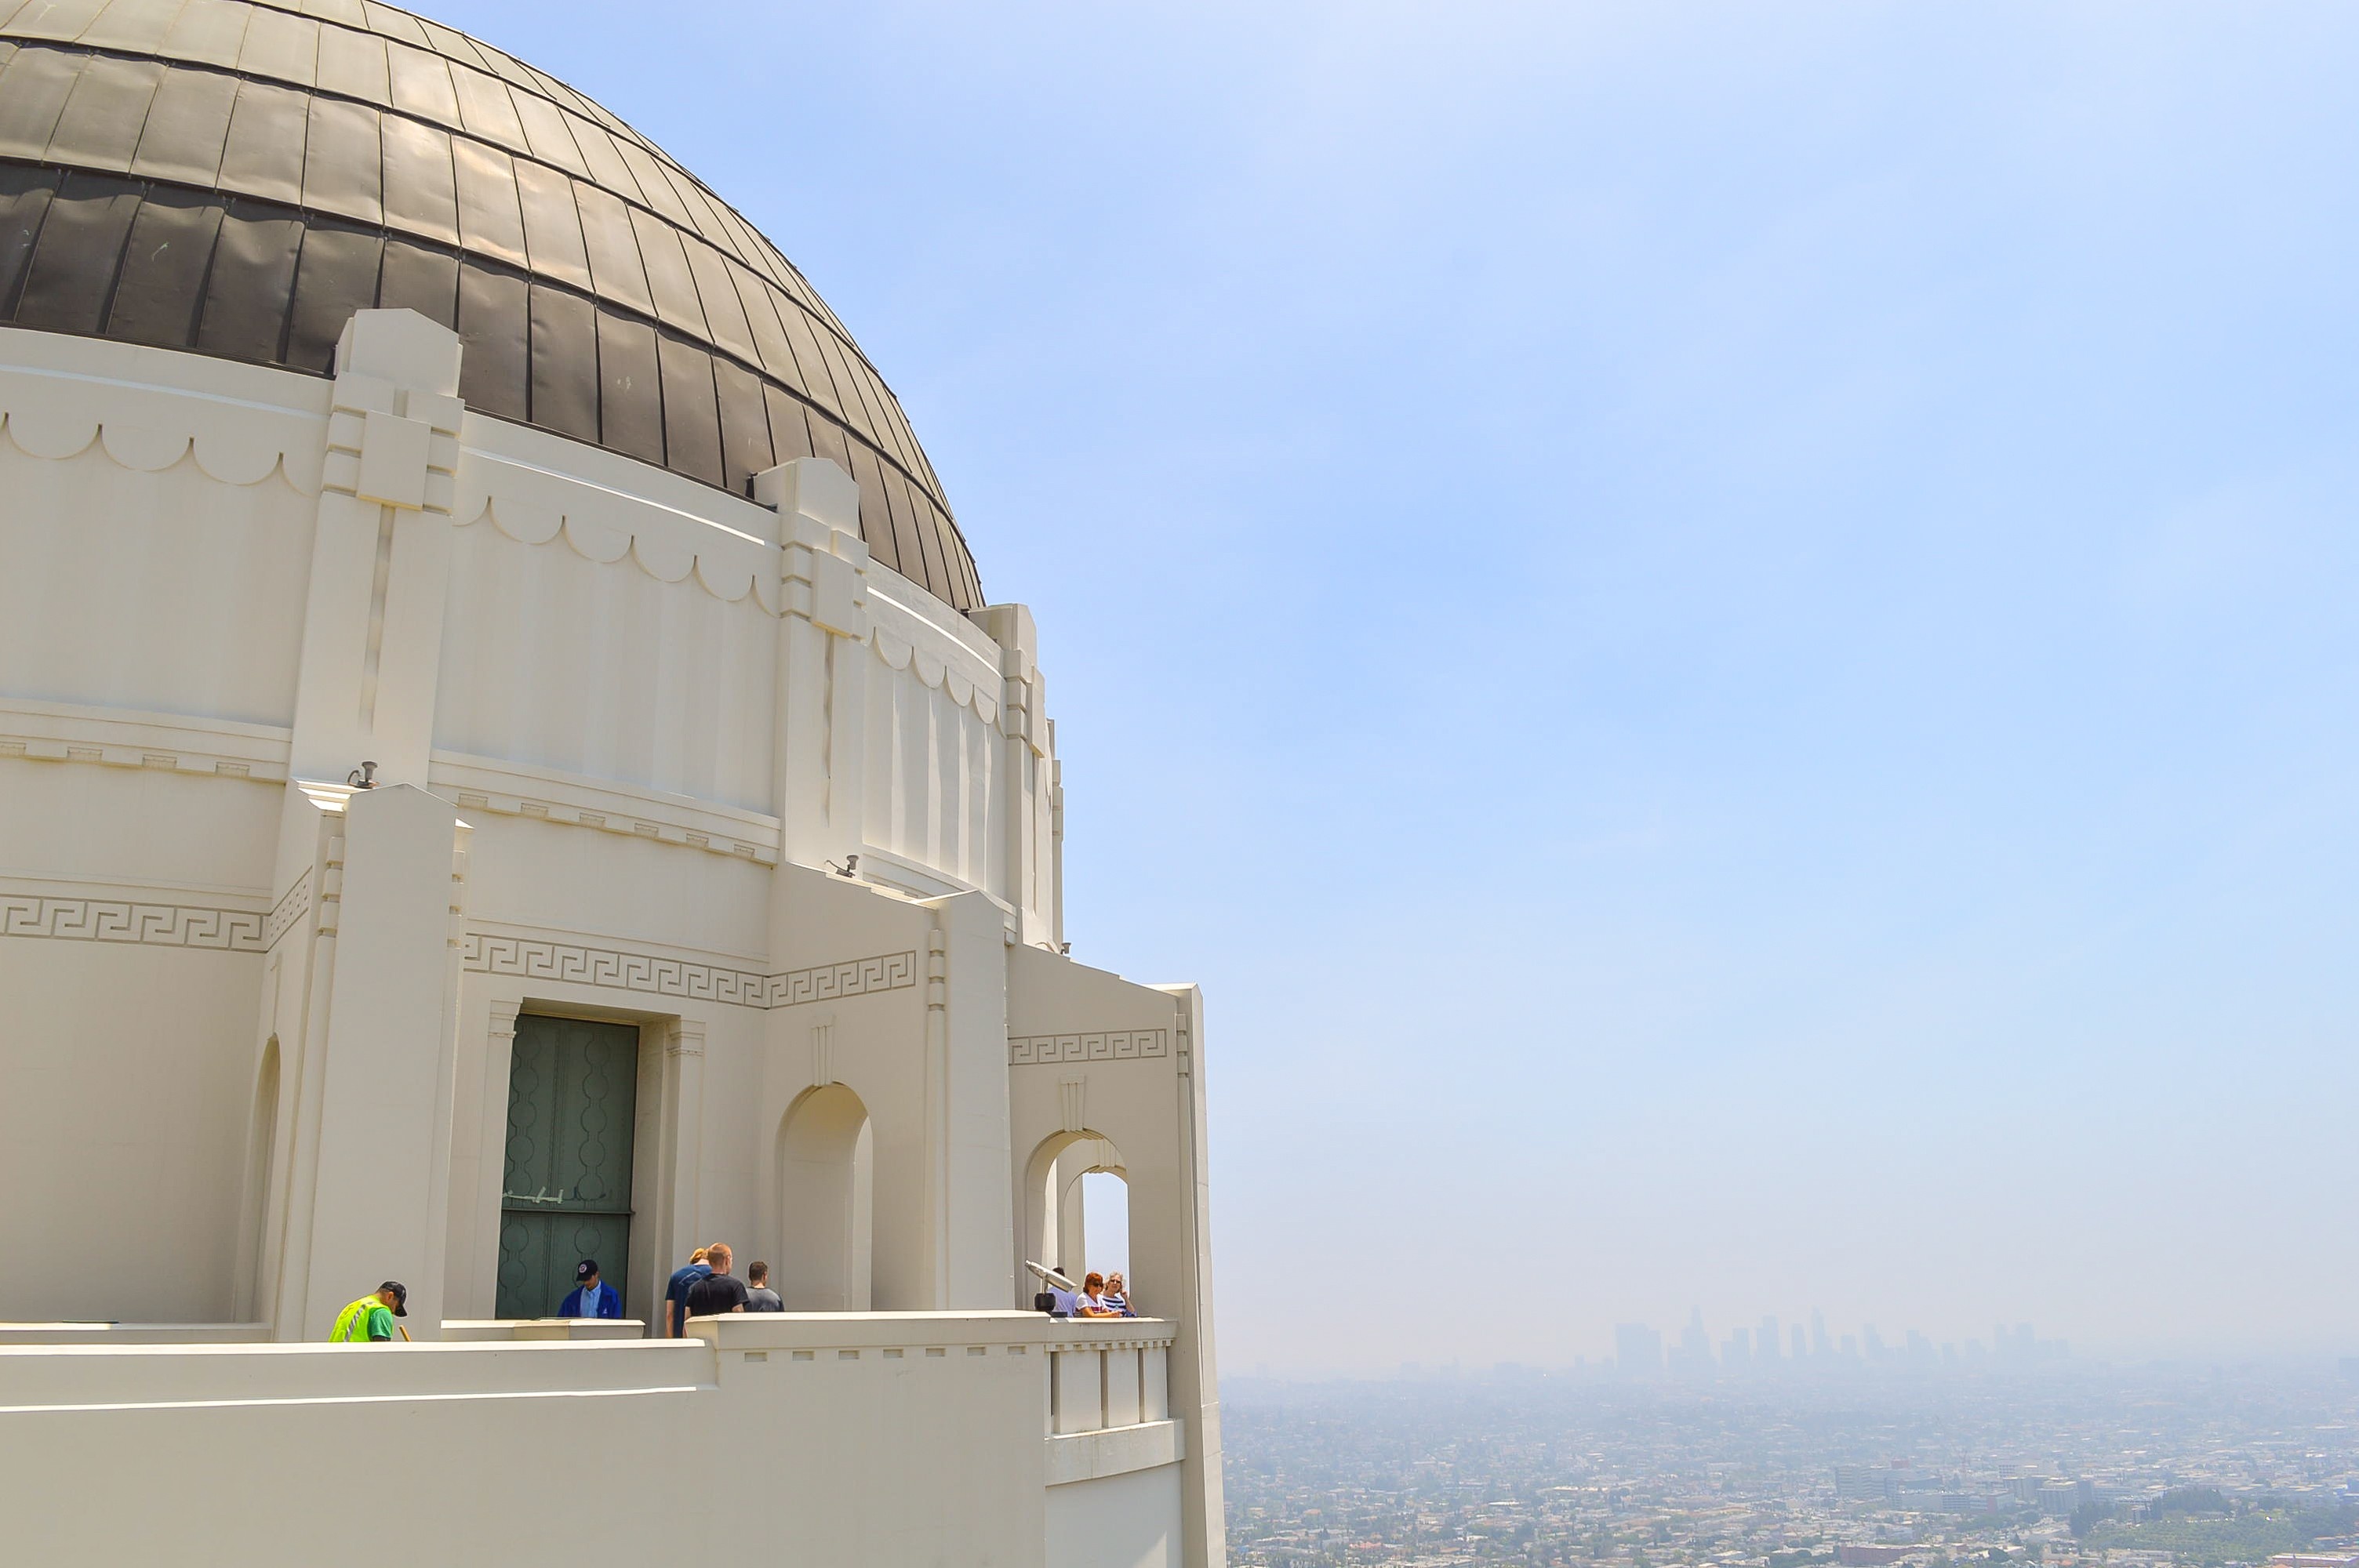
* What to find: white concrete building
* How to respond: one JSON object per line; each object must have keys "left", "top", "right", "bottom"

{"left": 0, "top": 3, "right": 1222, "bottom": 1562}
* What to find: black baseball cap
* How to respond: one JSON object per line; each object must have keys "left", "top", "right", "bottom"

{"left": 379, "top": 1280, "right": 409, "bottom": 1316}
{"left": 576, "top": 1260, "right": 600, "bottom": 1282}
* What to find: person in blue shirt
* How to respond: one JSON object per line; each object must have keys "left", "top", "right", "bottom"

{"left": 662, "top": 1246, "right": 712, "bottom": 1336}
{"left": 557, "top": 1258, "right": 620, "bottom": 1319}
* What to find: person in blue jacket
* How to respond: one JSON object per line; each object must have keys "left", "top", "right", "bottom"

{"left": 557, "top": 1258, "right": 621, "bottom": 1319}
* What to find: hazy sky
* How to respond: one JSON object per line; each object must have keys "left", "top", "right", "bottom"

{"left": 434, "top": 0, "right": 2359, "bottom": 1373}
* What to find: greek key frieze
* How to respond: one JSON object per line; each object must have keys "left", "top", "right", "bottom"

{"left": 0, "top": 895, "right": 265, "bottom": 952}
{"left": 1008, "top": 1029, "right": 1169, "bottom": 1065}
{"left": 767, "top": 949, "right": 918, "bottom": 1007}
{"left": 461, "top": 932, "right": 918, "bottom": 1011}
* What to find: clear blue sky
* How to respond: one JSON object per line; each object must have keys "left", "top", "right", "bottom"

{"left": 438, "top": 0, "right": 2359, "bottom": 1373}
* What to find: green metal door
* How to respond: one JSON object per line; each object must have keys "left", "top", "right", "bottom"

{"left": 497, "top": 1015, "right": 638, "bottom": 1319}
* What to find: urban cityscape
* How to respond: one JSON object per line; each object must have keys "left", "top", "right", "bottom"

{"left": 1223, "top": 1344, "right": 2359, "bottom": 1568}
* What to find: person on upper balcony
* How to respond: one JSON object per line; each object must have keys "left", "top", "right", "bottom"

{"left": 1103, "top": 1272, "right": 1137, "bottom": 1317}
{"left": 1074, "top": 1272, "right": 1124, "bottom": 1318}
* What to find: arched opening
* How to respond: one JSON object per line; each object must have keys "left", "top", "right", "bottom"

{"left": 1022, "top": 1131, "right": 1130, "bottom": 1306}
{"left": 1079, "top": 1169, "right": 1130, "bottom": 1281}
{"left": 775, "top": 1083, "right": 873, "bottom": 1310}
{"left": 235, "top": 1037, "right": 280, "bottom": 1322}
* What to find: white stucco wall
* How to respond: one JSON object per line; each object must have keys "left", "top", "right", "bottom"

{"left": 1048, "top": 1463, "right": 1186, "bottom": 1568}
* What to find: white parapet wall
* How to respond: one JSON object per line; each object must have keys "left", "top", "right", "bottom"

{"left": 0, "top": 1312, "right": 1188, "bottom": 1566}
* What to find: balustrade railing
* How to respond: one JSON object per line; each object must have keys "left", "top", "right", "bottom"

{"left": 1045, "top": 1317, "right": 1175, "bottom": 1436}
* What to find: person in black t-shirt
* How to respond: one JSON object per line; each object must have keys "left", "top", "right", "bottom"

{"left": 684, "top": 1242, "right": 750, "bottom": 1319}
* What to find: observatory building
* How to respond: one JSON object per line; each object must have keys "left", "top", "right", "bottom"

{"left": 0, "top": 1, "right": 1222, "bottom": 1563}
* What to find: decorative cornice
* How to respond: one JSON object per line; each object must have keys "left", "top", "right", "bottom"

{"left": 0, "top": 699, "right": 292, "bottom": 785}
{"left": 1009, "top": 1030, "right": 1170, "bottom": 1066}
{"left": 1, "top": 895, "right": 265, "bottom": 953}
{"left": 460, "top": 933, "right": 917, "bottom": 1012}
{"left": 431, "top": 750, "right": 781, "bottom": 867}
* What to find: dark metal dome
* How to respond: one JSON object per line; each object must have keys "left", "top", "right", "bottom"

{"left": 0, "top": 0, "right": 980, "bottom": 610}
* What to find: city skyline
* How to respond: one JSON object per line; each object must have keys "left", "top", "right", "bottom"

{"left": 1619, "top": 1313, "right": 2071, "bottom": 1376}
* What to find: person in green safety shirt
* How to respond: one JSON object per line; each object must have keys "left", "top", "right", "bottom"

{"left": 330, "top": 1281, "right": 409, "bottom": 1342}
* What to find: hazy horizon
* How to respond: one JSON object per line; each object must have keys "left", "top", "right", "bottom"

{"left": 428, "top": 0, "right": 2359, "bottom": 1375}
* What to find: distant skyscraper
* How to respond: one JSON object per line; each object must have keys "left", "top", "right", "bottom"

{"left": 1615, "top": 1323, "right": 1663, "bottom": 1377}
{"left": 1757, "top": 1316, "right": 1781, "bottom": 1365}
{"left": 1863, "top": 1325, "right": 1886, "bottom": 1362}
{"left": 1790, "top": 1325, "right": 1808, "bottom": 1362}
{"left": 1674, "top": 1308, "right": 1713, "bottom": 1374}
{"left": 1723, "top": 1327, "right": 1753, "bottom": 1370}
{"left": 1812, "top": 1310, "right": 1832, "bottom": 1360}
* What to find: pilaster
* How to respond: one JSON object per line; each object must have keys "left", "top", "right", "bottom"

{"left": 761, "top": 457, "right": 871, "bottom": 872}
{"left": 1158, "top": 983, "right": 1227, "bottom": 1568}
{"left": 921, "top": 890, "right": 1016, "bottom": 1308}
{"left": 270, "top": 784, "right": 470, "bottom": 1341}
{"left": 455, "top": 997, "right": 524, "bottom": 1319}
{"left": 284, "top": 309, "right": 465, "bottom": 789}
{"left": 978, "top": 603, "right": 1057, "bottom": 947}
{"left": 652, "top": 1016, "right": 708, "bottom": 1316}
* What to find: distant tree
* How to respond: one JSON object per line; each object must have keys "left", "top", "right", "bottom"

{"left": 2070, "top": 1504, "right": 2117, "bottom": 1540}
{"left": 2156, "top": 1489, "right": 2230, "bottom": 1517}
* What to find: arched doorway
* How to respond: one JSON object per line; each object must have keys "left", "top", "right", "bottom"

{"left": 776, "top": 1083, "right": 873, "bottom": 1310}
{"left": 1022, "top": 1130, "right": 1130, "bottom": 1302}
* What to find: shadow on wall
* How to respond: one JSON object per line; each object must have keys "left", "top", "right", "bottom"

{"left": 776, "top": 1083, "right": 874, "bottom": 1311}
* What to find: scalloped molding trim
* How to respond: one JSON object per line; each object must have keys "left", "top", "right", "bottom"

{"left": 454, "top": 452, "right": 782, "bottom": 615}
{"left": 873, "top": 626, "right": 1001, "bottom": 727}
{"left": 0, "top": 370, "right": 325, "bottom": 493}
